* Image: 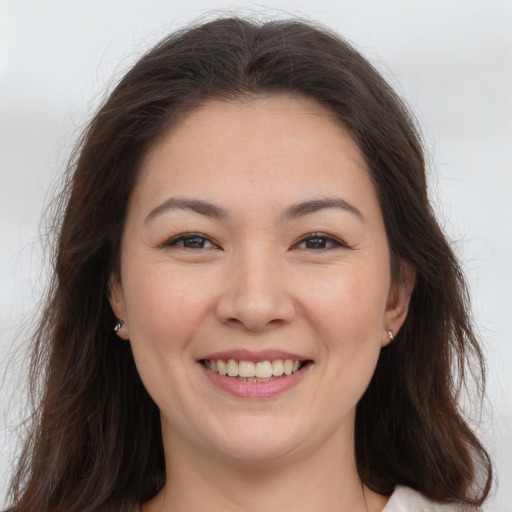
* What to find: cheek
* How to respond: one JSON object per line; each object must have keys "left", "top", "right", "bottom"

{"left": 300, "top": 270, "right": 388, "bottom": 410}
{"left": 299, "top": 265, "right": 389, "bottom": 345}
{"left": 120, "top": 261, "right": 218, "bottom": 411}
{"left": 122, "top": 261, "right": 215, "bottom": 353}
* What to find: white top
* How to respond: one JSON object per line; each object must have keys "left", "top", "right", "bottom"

{"left": 383, "top": 486, "right": 481, "bottom": 511}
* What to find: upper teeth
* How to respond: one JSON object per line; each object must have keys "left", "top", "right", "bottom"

{"left": 205, "top": 359, "right": 301, "bottom": 378}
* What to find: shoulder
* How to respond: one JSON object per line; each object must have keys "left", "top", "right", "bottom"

{"left": 383, "top": 486, "right": 482, "bottom": 512}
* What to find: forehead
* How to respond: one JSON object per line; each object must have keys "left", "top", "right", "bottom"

{"left": 130, "top": 94, "right": 377, "bottom": 220}
{"left": 144, "top": 95, "right": 367, "bottom": 178}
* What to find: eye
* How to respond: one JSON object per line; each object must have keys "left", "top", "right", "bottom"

{"left": 165, "top": 233, "right": 217, "bottom": 249}
{"left": 295, "top": 232, "right": 347, "bottom": 250}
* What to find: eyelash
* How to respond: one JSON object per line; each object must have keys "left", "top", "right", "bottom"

{"left": 164, "top": 232, "right": 347, "bottom": 251}
{"left": 295, "top": 232, "right": 347, "bottom": 250}
{"left": 164, "top": 233, "right": 218, "bottom": 249}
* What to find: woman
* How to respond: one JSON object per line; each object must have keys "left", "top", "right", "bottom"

{"left": 5, "top": 16, "right": 492, "bottom": 512}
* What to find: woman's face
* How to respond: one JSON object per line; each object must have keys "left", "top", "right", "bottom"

{"left": 110, "top": 94, "right": 412, "bottom": 465}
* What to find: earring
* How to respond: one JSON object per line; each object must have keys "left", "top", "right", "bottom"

{"left": 114, "top": 320, "right": 124, "bottom": 333}
{"left": 387, "top": 329, "right": 394, "bottom": 341}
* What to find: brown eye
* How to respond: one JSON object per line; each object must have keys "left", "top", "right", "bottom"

{"left": 182, "top": 236, "right": 210, "bottom": 248}
{"left": 296, "top": 233, "right": 346, "bottom": 250}
{"left": 304, "top": 236, "right": 329, "bottom": 249}
{"left": 166, "top": 233, "right": 216, "bottom": 249}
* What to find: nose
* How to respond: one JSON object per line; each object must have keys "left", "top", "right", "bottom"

{"left": 215, "top": 249, "right": 296, "bottom": 332}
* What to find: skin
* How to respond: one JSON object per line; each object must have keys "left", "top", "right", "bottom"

{"left": 110, "top": 94, "right": 414, "bottom": 512}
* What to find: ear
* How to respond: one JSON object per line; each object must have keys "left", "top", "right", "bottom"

{"left": 108, "top": 274, "right": 130, "bottom": 340}
{"left": 382, "top": 261, "right": 416, "bottom": 346}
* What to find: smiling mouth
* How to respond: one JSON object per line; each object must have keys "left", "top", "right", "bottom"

{"left": 200, "top": 359, "right": 310, "bottom": 383}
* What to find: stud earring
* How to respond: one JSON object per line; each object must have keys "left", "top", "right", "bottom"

{"left": 387, "top": 329, "right": 394, "bottom": 341}
{"left": 114, "top": 320, "right": 124, "bottom": 333}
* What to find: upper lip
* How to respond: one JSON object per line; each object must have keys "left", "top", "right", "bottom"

{"left": 198, "top": 349, "right": 310, "bottom": 363}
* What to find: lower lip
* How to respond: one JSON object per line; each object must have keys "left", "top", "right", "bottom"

{"left": 199, "top": 363, "right": 310, "bottom": 399}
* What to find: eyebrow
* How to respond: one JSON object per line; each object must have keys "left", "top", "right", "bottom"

{"left": 281, "top": 197, "right": 363, "bottom": 221}
{"left": 144, "top": 196, "right": 363, "bottom": 225}
{"left": 144, "top": 197, "right": 228, "bottom": 224}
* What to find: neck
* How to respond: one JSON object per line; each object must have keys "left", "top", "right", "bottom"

{"left": 144, "top": 426, "right": 389, "bottom": 512}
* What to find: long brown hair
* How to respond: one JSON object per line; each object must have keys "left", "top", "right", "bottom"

{"left": 6, "top": 16, "right": 492, "bottom": 511}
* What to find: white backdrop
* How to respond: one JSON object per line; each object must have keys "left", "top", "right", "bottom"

{"left": 1, "top": 0, "right": 511, "bottom": 510}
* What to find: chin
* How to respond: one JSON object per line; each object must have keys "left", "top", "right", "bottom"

{"left": 206, "top": 416, "right": 305, "bottom": 463}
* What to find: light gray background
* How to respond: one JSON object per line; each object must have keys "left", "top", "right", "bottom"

{"left": 1, "top": 1, "right": 511, "bottom": 510}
